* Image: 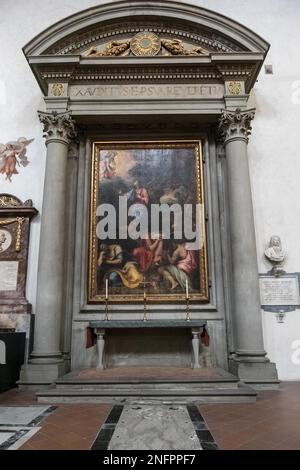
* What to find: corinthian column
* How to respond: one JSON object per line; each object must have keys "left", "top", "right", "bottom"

{"left": 218, "top": 108, "right": 278, "bottom": 387}
{"left": 20, "top": 112, "right": 77, "bottom": 385}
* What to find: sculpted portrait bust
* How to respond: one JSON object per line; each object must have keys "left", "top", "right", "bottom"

{"left": 265, "top": 236, "right": 286, "bottom": 263}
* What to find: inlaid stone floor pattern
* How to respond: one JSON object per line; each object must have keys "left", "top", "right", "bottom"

{"left": 91, "top": 404, "right": 218, "bottom": 450}
{"left": 0, "top": 401, "right": 217, "bottom": 451}
{"left": 0, "top": 406, "right": 55, "bottom": 450}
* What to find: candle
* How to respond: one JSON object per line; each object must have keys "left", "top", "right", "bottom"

{"left": 105, "top": 278, "right": 108, "bottom": 300}
{"left": 186, "top": 280, "right": 189, "bottom": 300}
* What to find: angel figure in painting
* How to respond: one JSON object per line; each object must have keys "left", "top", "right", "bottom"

{"left": 99, "top": 151, "right": 117, "bottom": 180}
{"left": 0, "top": 137, "right": 34, "bottom": 181}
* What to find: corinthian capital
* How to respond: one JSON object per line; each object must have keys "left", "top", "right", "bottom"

{"left": 38, "top": 111, "right": 77, "bottom": 145}
{"left": 218, "top": 108, "right": 255, "bottom": 144}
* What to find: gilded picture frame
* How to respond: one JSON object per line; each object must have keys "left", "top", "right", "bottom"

{"left": 88, "top": 140, "right": 209, "bottom": 303}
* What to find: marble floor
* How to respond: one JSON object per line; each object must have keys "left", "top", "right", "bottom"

{"left": 0, "top": 382, "right": 300, "bottom": 450}
{"left": 108, "top": 405, "right": 202, "bottom": 450}
{"left": 90, "top": 404, "right": 216, "bottom": 450}
{"left": 0, "top": 406, "right": 54, "bottom": 450}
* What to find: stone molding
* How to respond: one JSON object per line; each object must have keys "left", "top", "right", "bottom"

{"left": 23, "top": 1, "right": 270, "bottom": 57}
{"left": 218, "top": 108, "right": 255, "bottom": 144}
{"left": 38, "top": 111, "right": 77, "bottom": 145}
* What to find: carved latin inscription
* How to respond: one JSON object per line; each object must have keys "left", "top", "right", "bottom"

{"left": 260, "top": 277, "right": 300, "bottom": 306}
{"left": 0, "top": 261, "right": 19, "bottom": 291}
{"left": 70, "top": 84, "right": 224, "bottom": 100}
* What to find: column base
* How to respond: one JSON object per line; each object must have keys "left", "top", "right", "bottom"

{"left": 18, "top": 360, "right": 69, "bottom": 388}
{"left": 229, "top": 358, "right": 280, "bottom": 390}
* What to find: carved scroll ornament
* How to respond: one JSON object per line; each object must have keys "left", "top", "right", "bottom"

{"left": 161, "top": 39, "right": 208, "bottom": 56}
{"left": 84, "top": 32, "right": 209, "bottom": 57}
{"left": 86, "top": 40, "right": 131, "bottom": 57}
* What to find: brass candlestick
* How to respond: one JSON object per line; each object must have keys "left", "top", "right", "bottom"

{"left": 185, "top": 295, "right": 191, "bottom": 322}
{"left": 104, "top": 278, "right": 109, "bottom": 321}
{"left": 143, "top": 276, "right": 148, "bottom": 322}
{"left": 104, "top": 296, "right": 109, "bottom": 321}
{"left": 143, "top": 296, "right": 148, "bottom": 322}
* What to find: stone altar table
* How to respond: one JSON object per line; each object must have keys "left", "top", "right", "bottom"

{"left": 89, "top": 320, "right": 207, "bottom": 370}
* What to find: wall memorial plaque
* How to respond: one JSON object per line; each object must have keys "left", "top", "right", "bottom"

{"left": 0, "top": 261, "right": 19, "bottom": 291}
{"left": 259, "top": 275, "right": 300, "bottom": 306}
{"left": 0, "top": 194, "right": 38, "bottom": 314}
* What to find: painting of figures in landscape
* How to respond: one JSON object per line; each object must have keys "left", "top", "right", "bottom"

{"left": 89, "top": 141, "right": 209, "bottom": 302}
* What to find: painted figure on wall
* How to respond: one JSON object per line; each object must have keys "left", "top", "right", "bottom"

{"left": 90, "top": 142, "right": 209, "bottom": 302}
{"left": 0, "top": 137, "right": 34, "bottom": 182}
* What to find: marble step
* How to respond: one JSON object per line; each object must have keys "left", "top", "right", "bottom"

{"left": 36, "top": 384, "right": 257, "bottom": 404}
{"left": 55, "top": 379, "right": 239, "bottom": 390}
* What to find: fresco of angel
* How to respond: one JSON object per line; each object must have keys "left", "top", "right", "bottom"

{"left": 0, "top": 137, "right": 34, "bottom": 182}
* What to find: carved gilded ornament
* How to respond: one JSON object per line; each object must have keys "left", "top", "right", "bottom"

{"left": 161, "top": 39, "right": 208, "bottom": 56}
{"left": 87, "top": 40, "right": 131, "bottom": 57}
{"left": 38, "top": 111, "right": 77, "bottom": 145}
{"left": 0, "top": 217, "right": 25, "bottom": 252}
{"left": 130, "top": 32, "right": 161, "bottom": 56}
{"left": 51, "top": 83, "right": 64, "bottom": 97}
{"left": 0, "top": 195, "right": 20, "bottom": 207}
{"left": 218, "top": 108, "right": 255, "bottom": 143}
{"left": 84, "top": 32, "right": 209, "bottom": 57}
{"left": 228, "top": 81, "right": 243, "bottom": 95}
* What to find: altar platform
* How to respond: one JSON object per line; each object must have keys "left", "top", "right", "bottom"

{"left": 35, "top": 366, "right": 257, "bottom": 404}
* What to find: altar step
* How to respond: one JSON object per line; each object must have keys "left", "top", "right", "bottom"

{"left": 36, "top": 384, "right": 256, "bottom": 404}
{"left": 35, "top": 369, "right": 257, "bottom": 404}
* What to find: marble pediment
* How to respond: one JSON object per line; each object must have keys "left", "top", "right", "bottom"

{"left": 23, "top": 1, "right": 269, "bottom": 97}
{"left": 45, "top": 19, "right": 245, "bottom": 57}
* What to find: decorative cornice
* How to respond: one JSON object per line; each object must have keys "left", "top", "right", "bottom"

{"left": 39, "top": 65, "right": 222, "bottom": 83}
{"left": 0, "top": 194, "right": 37, "bottom": 220}
{"left": 218, "top": 108, "right": 255, "bottom": 144}
{"left": 38, "top": 111, "right": 77, "bottom": 145}
{"left": 217, "top": 64, "right": 255, "bottom": 78}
